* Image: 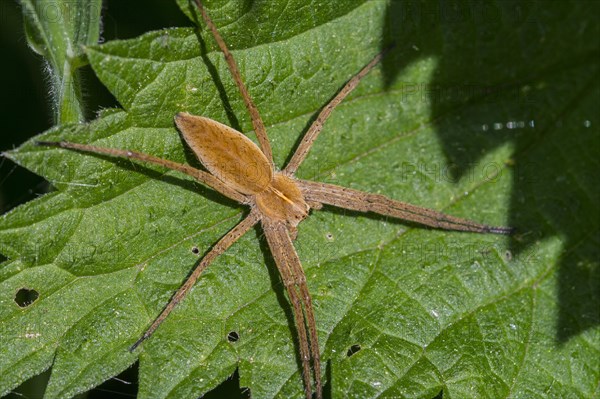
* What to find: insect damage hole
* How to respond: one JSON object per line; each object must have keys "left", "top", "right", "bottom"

{"left": 15, "top": 287, "right": 39, "bottom": 308}
{"left": 191, "top": 246, "right": 200, "bottom": 255}
{"left": 346, "top": 344, "right": 361, "bottom": 357}
{"left": 227, "top": 331, "right": 240, "bottom": 343}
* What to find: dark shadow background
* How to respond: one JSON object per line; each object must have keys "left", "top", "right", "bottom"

{"left": 381, "top": 0, "right": 599, "bottom": 348}
{"left": 2, "top": 1, "right": 598, "bottom": 398}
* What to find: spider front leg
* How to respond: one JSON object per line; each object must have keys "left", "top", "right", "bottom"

{"left": 192, "top": 0, "right": 273, "bottom": 165}
{"left": 36, "top": 141, "right": 247, "bottom": 203}
{"left": 284, "top": 48, "right": 391, "bottom": 175}
{"left": 298, "top": 180, "right": 513, "bottom": 234}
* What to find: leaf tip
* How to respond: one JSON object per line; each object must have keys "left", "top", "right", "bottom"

{"left": 1, "top": 149, "right": 17, "bottom": 161}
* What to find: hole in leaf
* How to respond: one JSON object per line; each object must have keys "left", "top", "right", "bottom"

{"left": 191, "top": 246, "right": 200, "bottom": 255}
{"left": 346, "top": 344, "right": 361, "bottom": 357}
{"left": 227, "top": 331, "right": 240, "bottom": 343}
{"left": 15, "top": 287, "right": 39, "bottom": 308}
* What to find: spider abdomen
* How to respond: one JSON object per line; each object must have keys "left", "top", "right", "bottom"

{"left": 174, "top": 112, "right": 272, "bottom": 195}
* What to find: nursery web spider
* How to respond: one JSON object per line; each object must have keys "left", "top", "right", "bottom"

{"left": 38, "top": 1, "right": 512, "bottom": 398}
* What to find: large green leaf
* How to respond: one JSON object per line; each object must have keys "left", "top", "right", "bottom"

{"left": 2, "top": 1, "right": 598, "bottom": 398}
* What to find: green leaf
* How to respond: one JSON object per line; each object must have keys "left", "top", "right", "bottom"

{"left": 19, "top": 0, "right": 102, "bottom": 123}
{"left": 2, "top": 1, "right": 598, "bottom": 398}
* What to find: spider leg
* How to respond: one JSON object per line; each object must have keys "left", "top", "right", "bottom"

{"left": 36, "top": 141, "right": 247, "bottom": 203}
{"left": 284, "top": 237, "right": 323, "bottom": 398}
{"left": 130, "top": 211, "right": 260, "bottom": 351}
{"left": 284, "top": 48, "right": 391, "bottom": 175}
{"left": 298, "top": 180, "right": 513, "bottom": 234}
{"left": 263, "top": 220, "right": 322, "bottom": 399}
{"left": 192, "top": 0, "right": 273, "bottom": 165}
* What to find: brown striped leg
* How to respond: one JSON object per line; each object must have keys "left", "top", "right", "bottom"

{"left": 130, "top": 212, "right": 260, "bottom": 351}
{"left": 285, "top": 49, "right": 390, "bottom": 175}
{"left": 298, "top": 179, "right": 513, "bottom": 234}
{"left": 263, "top": 220, "right": 323, "bottom": 399}
{"left": 36, "top": 141, "right": 247, "bottom": 203}
{"left": 192, "top": 0, "right": 273, "bottom": 165}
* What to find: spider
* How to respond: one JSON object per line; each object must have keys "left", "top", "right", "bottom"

{"left": 37, "top": 1, "right": 512, "bottom": 398}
